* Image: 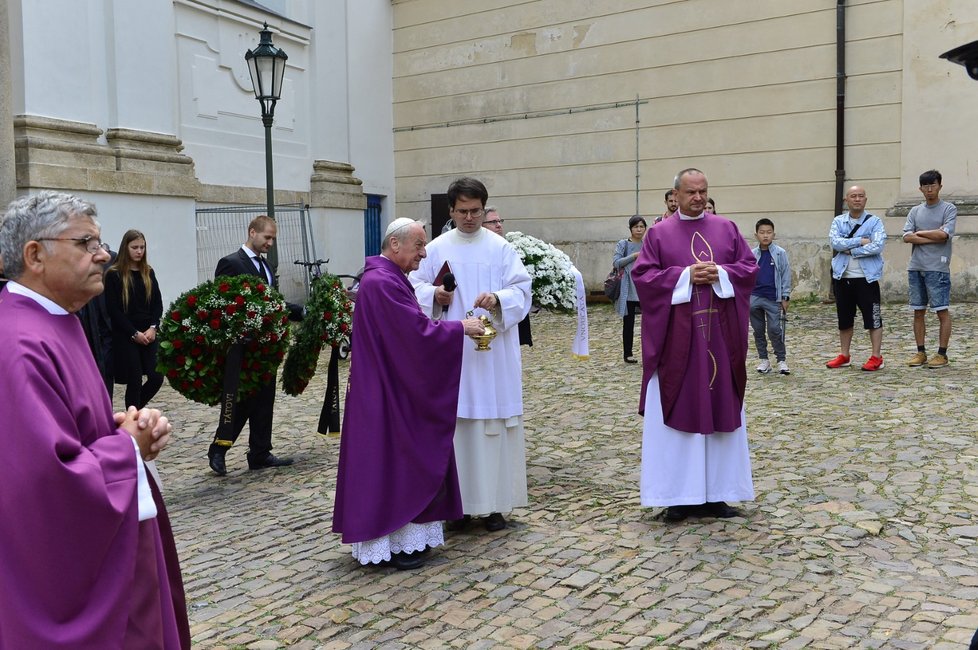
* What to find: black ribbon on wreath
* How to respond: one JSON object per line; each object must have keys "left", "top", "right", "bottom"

{"left": 212, "top": 342, "right": 245, "bottom": 447}
{"left": 317, "top": 346, "right": 341, "bottom": 435}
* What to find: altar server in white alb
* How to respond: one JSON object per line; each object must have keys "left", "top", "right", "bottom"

{"left": 410, "top": 177, "right": 532, "bottom": 533}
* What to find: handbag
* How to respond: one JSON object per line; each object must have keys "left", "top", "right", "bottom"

{"left": 603, "top": 266, "right": 624, "bottom": 300}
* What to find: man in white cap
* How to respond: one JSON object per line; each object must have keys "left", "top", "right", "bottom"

{"left": 332, "top": 218, "right": 485, "bottom": 570}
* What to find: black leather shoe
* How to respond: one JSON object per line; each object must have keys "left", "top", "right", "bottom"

{"left": 703, "top": 501, "right": 742, "bottom": 518}
{"left": 446, "top": 515, "right": 472, "bottom": 532}
{"left": 663, "top": 505, "right": 693, "bottom": 522}
{"left": 247, "top": 454, "right": 294, "bottom": 470}
{"left": 384, "top": 550, "right": 427, "bottom": 571}
{"left": 484, "top": 512, "right": 506, "bottom": 531}
{"left": 207, "top": 445, "right": 227, "bottom": 476}
{"left": 624, "top": 356, "right": 638, "bottom": 364}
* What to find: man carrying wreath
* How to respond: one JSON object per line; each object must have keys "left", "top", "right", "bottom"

{"left": 207, "top": 215, "right": 302, "bottom": 476}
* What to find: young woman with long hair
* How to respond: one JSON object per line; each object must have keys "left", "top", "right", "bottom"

{"left": 105, "top": 230, "right": 164, "bottom": 408}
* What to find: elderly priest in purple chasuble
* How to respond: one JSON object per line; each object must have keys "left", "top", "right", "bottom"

{"left": 633, "top": 169, "right": 758, "bottom": 523}
{"left": 0, "top": 192, "right": 190, "bottom": 648}
{"left": 332, "top": 218, "right": 487, "bottom": 570}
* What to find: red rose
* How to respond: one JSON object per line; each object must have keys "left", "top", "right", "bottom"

{"left": 171, "top": 310, "right": 182, "bottom": 320}
{"left": 197, "top": 309, "right": 208, "bottom": 321}
{"left": 172, "top": 340, "right": 184, "bottom": 349}
{"left": 175, "top": 355, "right": 186, "bottom": 365}
{"left": 320, "top": 333, "right": 329, "bottom": 341}
{"left": 269, "top": 333, "right": 278, "bottom": 343}
{"left": 235, "top": 295, "right": 245, "bottom": 305}
{"left": 191, "top": 347, "right": 202, "bottom": 356}
{"left": 211, "top": 309, "right": 220, "bottom": 318}
{"left": 261, "top": 346, "right": 270, "bottom": 354}
{"left": 193, "top": 378, "right": 203, "bottom": 388}
{"left": 324, "top": 311, "right": 332, "bottom": 320}
{"left": 225, "top": 304, "right": 237, "bottom": 315}
{"left": 195, "top": 362, "right": 205, "bottom": 371}
{"left": 187, "top": 295, "right": 198, "bottom": 307}
{"left": 340, "top": 323, "right": 349, "bottom": 333}
{"left": 194, "top": 335, "right": 204, "bottom": 344}
{"left": 247, "top": 310, "right": 257, "bottom": 318}
{"left": 219, "top": 282, "right": 230, "bottom": 293}
{"left": 276, "top": 351, "right": 285, "bottom": 359}
{"left": 167, "top": 369, "right": 178, "bottom": 378}
{"left": 261, "top": 372, "right": 273, "bottom": 382}
{"left": 262, "top": 316, "right": 271, "bottom": 324}
{"left": 256, "top": 283, "right": 266, "bottom": 292}
{"left": 209, "top": 319, "right": 221, "bottom": 329}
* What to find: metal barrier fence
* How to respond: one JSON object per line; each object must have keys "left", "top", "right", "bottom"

{"left": 195, "top": 204, "right": 316, "bottom": 304}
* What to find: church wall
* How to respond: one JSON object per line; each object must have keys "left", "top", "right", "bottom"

{"left": 391, "top": 0, "right": 978, "bottom": 301}
{"left": 5, "top": 0, "right": 395, "bottom": 305}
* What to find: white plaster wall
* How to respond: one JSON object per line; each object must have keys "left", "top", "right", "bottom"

{"left": 173, "top": 1, "right": 312, "bottom": 191}
{"left": 14, "top": 0, "right": 109, "bottom": 127}
{"left": 308, "top": 0, "right": 351, "bottom": 166}
{"left": 347, "top": 0, "right": 395, "bottom": 210}
{"left": 308, "top": 207, "right": 366, "bottom": 278}
{"left": 898, "top": 1, "right": 978, "bottom": 197}
{"left": 106, "top": 1, "right": 179, "bottom": 133}
{"left": 87, "top": 193, "right": 199, "bottom": 308}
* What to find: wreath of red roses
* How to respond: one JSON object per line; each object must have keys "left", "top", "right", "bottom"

{"left": 157, "top": 275, "right": 291, "bottom": 405}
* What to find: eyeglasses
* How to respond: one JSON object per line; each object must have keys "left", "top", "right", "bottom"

{"left": 484, "top": 219, "right": 504, "bottom": 226}
{"left": 452, "top": 208, "right": 485, "bottom": 218}
{"left": 37, "top": 235, "right": 111, "bottom": 255}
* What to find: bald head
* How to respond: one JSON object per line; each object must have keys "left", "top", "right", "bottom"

{"left": 845, "top": 185, "right": 867, "bottom": 217}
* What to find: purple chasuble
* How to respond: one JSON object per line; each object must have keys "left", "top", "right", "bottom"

{"left": 632, "top": 214, "right": 757, "bottom": 433}
{"left": 332, "top": 255, "right": 465, "bottom": 544}
{"left": 0, "top": 289, "right": 190, "bottom": 649}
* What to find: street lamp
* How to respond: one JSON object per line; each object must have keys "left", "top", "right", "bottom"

{"left": 245, "top": 22, "right": 288, "bottom": 271}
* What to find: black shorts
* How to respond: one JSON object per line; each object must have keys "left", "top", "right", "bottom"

{"left": 833, "top": 277, "right": 882, "bottom": 330}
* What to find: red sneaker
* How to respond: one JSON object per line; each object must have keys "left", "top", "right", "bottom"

{"left": 861, "top": 355, "right": 884, "bottom": 371}
{"left": 825, "top": 354, "right": 851, "bottom": 368}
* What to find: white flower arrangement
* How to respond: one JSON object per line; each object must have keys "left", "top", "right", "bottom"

{"left": 505, "top": 231, "right": 577, "bottom": 312}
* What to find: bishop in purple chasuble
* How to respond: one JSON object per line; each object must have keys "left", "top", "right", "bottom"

{"left": 0, "top": 289, "right": 190, "bottom": 649}
{"left": 332, "top": 255, "right": 465, "bottom": 544}
{"left": 632, "top": 214, "right": 758, "bottom": 433}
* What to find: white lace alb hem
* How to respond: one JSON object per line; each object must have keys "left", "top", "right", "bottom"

{"left": 351, "top": 521, "right": 444, "bottom": 565}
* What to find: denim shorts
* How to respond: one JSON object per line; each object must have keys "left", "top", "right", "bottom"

{"left": 908, "top": 270, "right": 950, "bottom": 311}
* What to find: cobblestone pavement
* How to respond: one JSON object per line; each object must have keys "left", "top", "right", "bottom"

{"left": 143, "top": 302, "right": 978, "bottom": 649}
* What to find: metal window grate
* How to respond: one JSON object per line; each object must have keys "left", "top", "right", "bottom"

{"left": 195, "top": 203, "right": 315, "bottom": 304}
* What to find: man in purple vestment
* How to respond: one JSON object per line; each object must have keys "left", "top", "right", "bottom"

{"left": 332, "top": 219, "right": 485, "bottom": 570}
{"left": 632, "top": 169, "right": 758, "bottom": 523}
{"left": 0, "top": 192, "right": 190, "bottom": 649}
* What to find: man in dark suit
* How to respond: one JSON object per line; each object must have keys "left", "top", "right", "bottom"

{"left": 207, "top": 215, "right": 302, "bottom": 475}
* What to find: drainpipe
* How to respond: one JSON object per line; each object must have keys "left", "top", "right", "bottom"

{"left": 834, "top": 0, "right": 847, "bottom": 217}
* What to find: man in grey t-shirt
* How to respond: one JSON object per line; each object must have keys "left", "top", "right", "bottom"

{"left": 902, "top": 169, "right": 957, "bottom": 369}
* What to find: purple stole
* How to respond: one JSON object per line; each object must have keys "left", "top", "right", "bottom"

{"left": 632, "top": 214, "right": 757, "bottom": 433}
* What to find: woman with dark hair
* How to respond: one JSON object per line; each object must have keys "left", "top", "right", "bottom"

{"left": 105, "top": 229, "right": 164, "bottom": 408}
{"left": 614, "top": 215, "right": 647, "bottom": 363}
{"left": 705, "top": 197, "right": 716, "bottom": 214}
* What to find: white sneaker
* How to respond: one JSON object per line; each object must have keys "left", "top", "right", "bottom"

{"left": 778, "top": 361, "right": 790, "bottom": 375}
{"left": 756, "top": 359, "right": 772, "bottom": 374}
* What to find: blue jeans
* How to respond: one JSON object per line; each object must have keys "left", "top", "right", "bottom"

{"left": 908, "top": 270, "right": 950, "bottom": 311}
{"left": 749, "top": 295, "right": 786, "bottom": 362}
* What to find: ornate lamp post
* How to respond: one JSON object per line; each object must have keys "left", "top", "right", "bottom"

{"left": 245, "top": 22, "right": 288, "bottom": 271}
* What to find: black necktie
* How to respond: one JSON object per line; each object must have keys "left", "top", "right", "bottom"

{"left": 255, "top": 256, "right": 272, "bottom": 285}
